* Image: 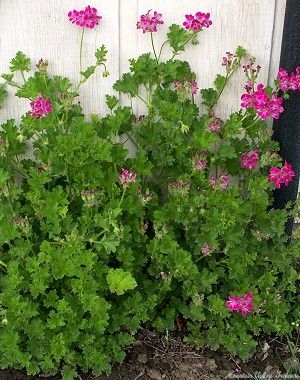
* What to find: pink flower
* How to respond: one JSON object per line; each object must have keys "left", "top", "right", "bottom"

{"left": 268, "top": 161, "right": 295, "bottom": 189}
{"left": 174, "top": 79, "right": 199, "bottom": 95}
{"left": 226, "top": 292, "right": 253, "bottom": 316}
{"left": 119, "top": 168, "right": 137, "bottom": 188}
{"left": 241, "top": 83, "right": 284, "bottom": 120}
{"left": 201, "top": 243, "right": 214, "bottom": 256}
{"left": 222, "top": 52, "right": 238, "bottom": 71}
{"left": 277, "top": 67, "right": 300, "bottom": 91}
{"left": 209, "top": 172, "right": 229, "bottom": 190}
{"left": 194, "top": 159, "right": 207, "bottom": 171}
{"left": 277, "top": 68, "right": 290, "bottom": 91}
{"left": 29, "top": 96, "right": 52, "bottom": 119}
{"left": 240, "top": 151, "right": 259, "bottom": 170}
{"left": 183, "top": 12, "right": 212, "bottom": 31}
{"left": 280, "top": 162, "right": 296, "bottom": 186}
{"left": 226, "top": 295, "right": 241, "bottom": 312}
{"left": 209, "top": 175, "right": 217, "bottom": 188}
{"left": 268, "top": 166, "right": 283, "bottom": 189}
{"left": 68, "top": 5, "right": 101, "bottom": 29}
{"left": 208, "top": 114, "right": 223, "bottom": 132}
{"left": 219, "top": 172, "right": 229, "bottom": 190}
{"left": 137, "top": 10, "right": 164, "bottom": 33}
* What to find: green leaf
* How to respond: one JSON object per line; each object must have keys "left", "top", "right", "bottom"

{"left": 217, "top": 144, "right": 237, "bottom": 159}
{"left": 61, "top": 366, "right": 78, "bottom": 380}
{"left": 113, "top": 73, "right": 138, "bottom": 96}
{"left": 0, "top": 83, "right": 7, "bottom": 105}
{"left": 9, "top": 51, "right": 31, "bottom": 72}
{"left": 201, "top": 88, "right": 218, "bottom": 109}
{"left": 15, "top": 76, "right": 39, "bottom": 99}
{"left": 1, "top": 73, "right": 14, "bottom": 83}
{"left": 0, "top": 169, "right": 10, "bottom": 185}
{"left": 214, "top": 74, "right": 227, "bottom": 92}
{"left": 105, "top": 94, "right": 119, "bottom": 110}
{"left": 107, "top": 268, "right": 137, "bottom": 295}
{"left": 235, "top": 45, "right": 248, "bottom": 59}
{"left": 167, "top": 24, "right": 189, "bottom": 54}
{"left": 51, "top": 75, "right": 73, "bottom": 93}
{"left": 95, "top": 45, "right": 108, "bottom": 64}
{"left": 100, "top": 234, "right": 120, "bottom": 253}
{"left": 80, "top": 66, "right": 96, "bottom": 80}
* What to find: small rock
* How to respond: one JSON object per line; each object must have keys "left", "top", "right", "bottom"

{"left": 147, "top": 368, "right": 163, "bottom": 380}
{"left": 205, "top": 358, "right": 218, "bottom": 371}
{"left": 137, "top": 353, "right": 148, "bottom": 364}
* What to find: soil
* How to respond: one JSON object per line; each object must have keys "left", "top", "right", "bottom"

{"left": 0, "top": 329, "right": 299, "bottom": 380}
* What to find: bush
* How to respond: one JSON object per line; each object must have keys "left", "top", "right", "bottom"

{"left": 0, "top": 5, "right": 299, "bottom": 379}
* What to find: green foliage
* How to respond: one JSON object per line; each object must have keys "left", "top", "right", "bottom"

{"left": 0, "top": 83, "right": 7, "bottom": 106}
{"left": 107, "top": 268, "right": 137, "bottom": 295}
{"left": 167, "top": 24, "right": 190, "bottom": 54}
{"left": 9, "top": 51, "right": 31, "bottom": 72}
{"left": 0, "top": 10, "right": 299, "bottom": 380}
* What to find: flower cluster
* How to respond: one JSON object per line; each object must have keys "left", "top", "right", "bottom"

{"left": 137, "top": 10, "right": 164, "bottom": 33}
{"left": 243, "top": 61, "right": 261, "bottom": 83}
{"left": 174, "top": 79, "right": 199, "bottom": 95}
{"left": 119, "top": 168, "right": 137, "bottom": 188}
{"left": 201, "top": 243, "right": 214, "bottom": 256}
{"left": 168, "top": 180, "right": 190, "bottom": 196}
{"left": 222, "top": 51, "right": 239, "bottom": 73}
{"left": 226, "top": 292, "right": 253, "bottom": 316}
{"left": 68, "top": 5, "right": 101, "bottom": 29}
{"left": 192, "top": 150, "right": 208, "bottom": 171}
{"left": 183, "top": 12, "right": 212, "bottom": 31}
{"left": 29, "top": 96, "right": 52, "bottom": 119}
{"left": 209, "top": 172, "right": 229, "bottom": 190}
{"left": 277, "top": 67, "right": 300, "bottom": 91}
{"left": 240, "top": 151, "right": 259, "bottom": 170}
{"left": 208, "top": 113, "right": 223, "bottom": 132}
{"left": 241, "top": 83, "right": 284, "bottom": 120}
{"left": 268, "top": 161, "right": 295, "bottom": 189}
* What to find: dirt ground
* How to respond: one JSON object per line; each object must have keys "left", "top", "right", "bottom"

{"left": 0, "top": 328, "right": 299, "bottom": 380}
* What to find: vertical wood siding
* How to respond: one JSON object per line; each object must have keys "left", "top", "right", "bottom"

{"left": 0, "top": 0, "right": 286, "bottom": 120}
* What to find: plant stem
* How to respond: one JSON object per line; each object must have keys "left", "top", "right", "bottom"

{"left": 79, "top": 27, "right": 85, "bottom": 75}
{"left": 136, "top": 94, "right": 148, "bottom": 106}
{"left": 118, "top": 188, "right": 126, "bottom": 208}
{"left": 170, "top": 33, "right": 195, "bottom": 60}
{"left": 20, "top": 70, "right": 26, "bottom": 84}
{"left": 158, "top": 40, "right": 168, "bottom": 62}
{"left": 150, "top": 32, "right": 158, "bottom": 63}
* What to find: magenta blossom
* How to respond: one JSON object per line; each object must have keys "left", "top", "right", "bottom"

{"left": 183, "top": 12, "right": 212, "bottom": 31}
{"left": 240, "top": 151, "right": 259, "bottom": 170}
{"left": 277, "top": 67, "right": 300, "bottom": 91}
{"left": 208, "top": 113, "right": 223, "bottom": 132}
{"left": 137, "top": 10, "right": 164, "bottom": 33}
{"left": 209, "top": 172, "right": 229, "bottom": 190}
{"left": 174, "top": 79, "right": 199, "bottom": 95}
{"left": 119, "top": 168, "right": 137, "bottom": 188}
{"left": 29, "top": 96, "right": 52, "bottom": 119}
{"left": 268, "top": 161, "right": 295, "bottom": 189}
{"left": 201, "top": 243, "right": 214, "bottom": 256}
{"left": 241, "top": 83, "right": 284, "bottom": 120}
{"left": 68, "top": 5, "right": 101, "bottom": 29}
{"left": 226, "top": 292, "right": 253, "bottom": 316}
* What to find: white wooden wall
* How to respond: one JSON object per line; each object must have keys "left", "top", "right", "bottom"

{"left": 0, "top": 0, "right": 286, "bottom": 122}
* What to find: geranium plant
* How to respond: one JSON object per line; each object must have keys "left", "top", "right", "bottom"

{"left": 0, "top": 5, "right": 299, "bottom": 379}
